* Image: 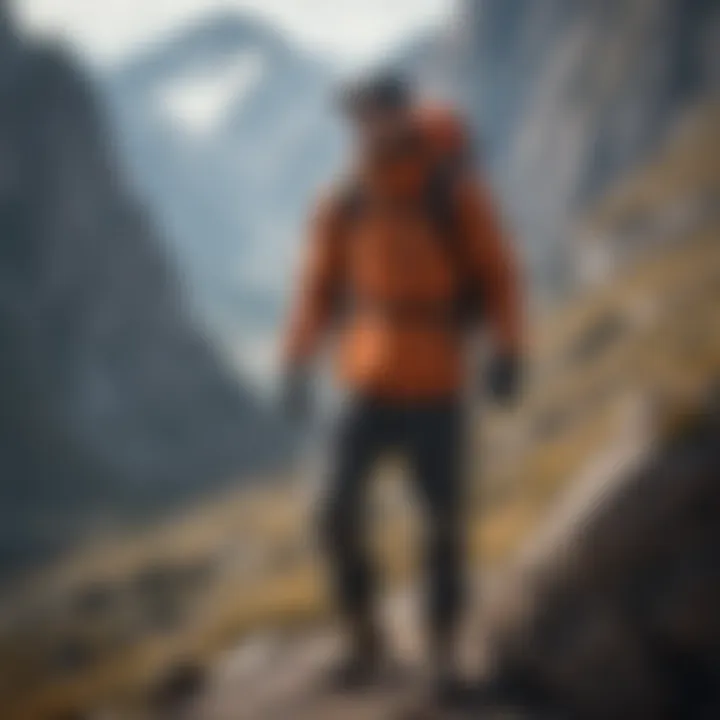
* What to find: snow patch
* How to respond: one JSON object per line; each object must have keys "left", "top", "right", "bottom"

{"left": 157, "top": 52, "right": 264, "bottom": 136}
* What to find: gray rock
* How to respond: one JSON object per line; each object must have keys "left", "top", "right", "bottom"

{"left": 477, "top": 400, "right": 720, "bottom": 718}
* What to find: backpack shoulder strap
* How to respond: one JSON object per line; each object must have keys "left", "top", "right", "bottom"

{"left": 425, "top": 159, "right": 465, "bottom": 254}
{"left": 426, "top": 160, "right": 486, "bottom": 324}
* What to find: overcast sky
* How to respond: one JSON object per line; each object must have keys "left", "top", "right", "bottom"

{"left": 14, "top": 0, "right": 451, "bottom": 67}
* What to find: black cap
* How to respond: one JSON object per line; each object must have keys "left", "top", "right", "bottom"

{"left": 336, "top": 71, "right": 412, "bottom": 117}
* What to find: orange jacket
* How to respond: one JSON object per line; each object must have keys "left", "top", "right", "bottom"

{"left": 284, "top": 118, "right": 522, "bottom": 401}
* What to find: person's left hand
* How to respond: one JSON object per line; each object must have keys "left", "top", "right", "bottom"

{"left": 280, "top": 365, "right": 312, "bottom": 423}
{"left": 486, "top": 354, "right": 522, "bottom": 406}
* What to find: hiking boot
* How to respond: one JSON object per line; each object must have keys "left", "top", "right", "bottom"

{"left": 325, "top": 620, "right": 384, "bottom": 692}
{"left": 431, "top": 661, "right": 470, "bottom": 707}
{"left": 428, "top": 631, "right": 473, "bottom": 708}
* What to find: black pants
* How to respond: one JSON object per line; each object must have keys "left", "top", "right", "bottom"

{"left": 320, "top": 394, "right": 466, "bottom": 641}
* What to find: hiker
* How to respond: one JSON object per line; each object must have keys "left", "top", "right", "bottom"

{"left": 281, "top": 72, "right": 524, "bottom": 697}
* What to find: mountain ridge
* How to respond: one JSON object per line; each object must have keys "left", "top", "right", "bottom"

{"left": 0, "top": 13, "right": 291, "bottom": 579}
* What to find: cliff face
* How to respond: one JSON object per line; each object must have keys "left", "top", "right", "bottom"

{"left": 0, "top": 20, "right": 289, "bottom": 578}
{"left": 453, "top": 0, "right": 720, "bottom": 292}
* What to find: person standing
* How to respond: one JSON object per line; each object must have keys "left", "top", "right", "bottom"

{"left": 282, "top": 72, "right": 524, "bottom": 698}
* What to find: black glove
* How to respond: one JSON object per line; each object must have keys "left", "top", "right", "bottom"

{"left": 486, "top": 354, "right": 522, "bottom": 406}
{"left": 281, "top": 365, "right": 312, "bottom": 422}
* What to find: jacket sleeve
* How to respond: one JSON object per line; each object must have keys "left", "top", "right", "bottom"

{"left": 455, "top": 176, "right": 524, "bottom": 355}
{"left": 282, "top": 193, "right": 344, "bottom": 366}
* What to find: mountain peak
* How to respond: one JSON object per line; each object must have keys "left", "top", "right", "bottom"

{"left": 112, "top": 9, "right": 295, "bottom": 90}
{"left": 172, "top": 9, "right": 285, "bottom": 50}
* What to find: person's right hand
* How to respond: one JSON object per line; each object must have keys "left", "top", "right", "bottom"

{"left": 280, "top": 365, "right": 312, "bottom": 423}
